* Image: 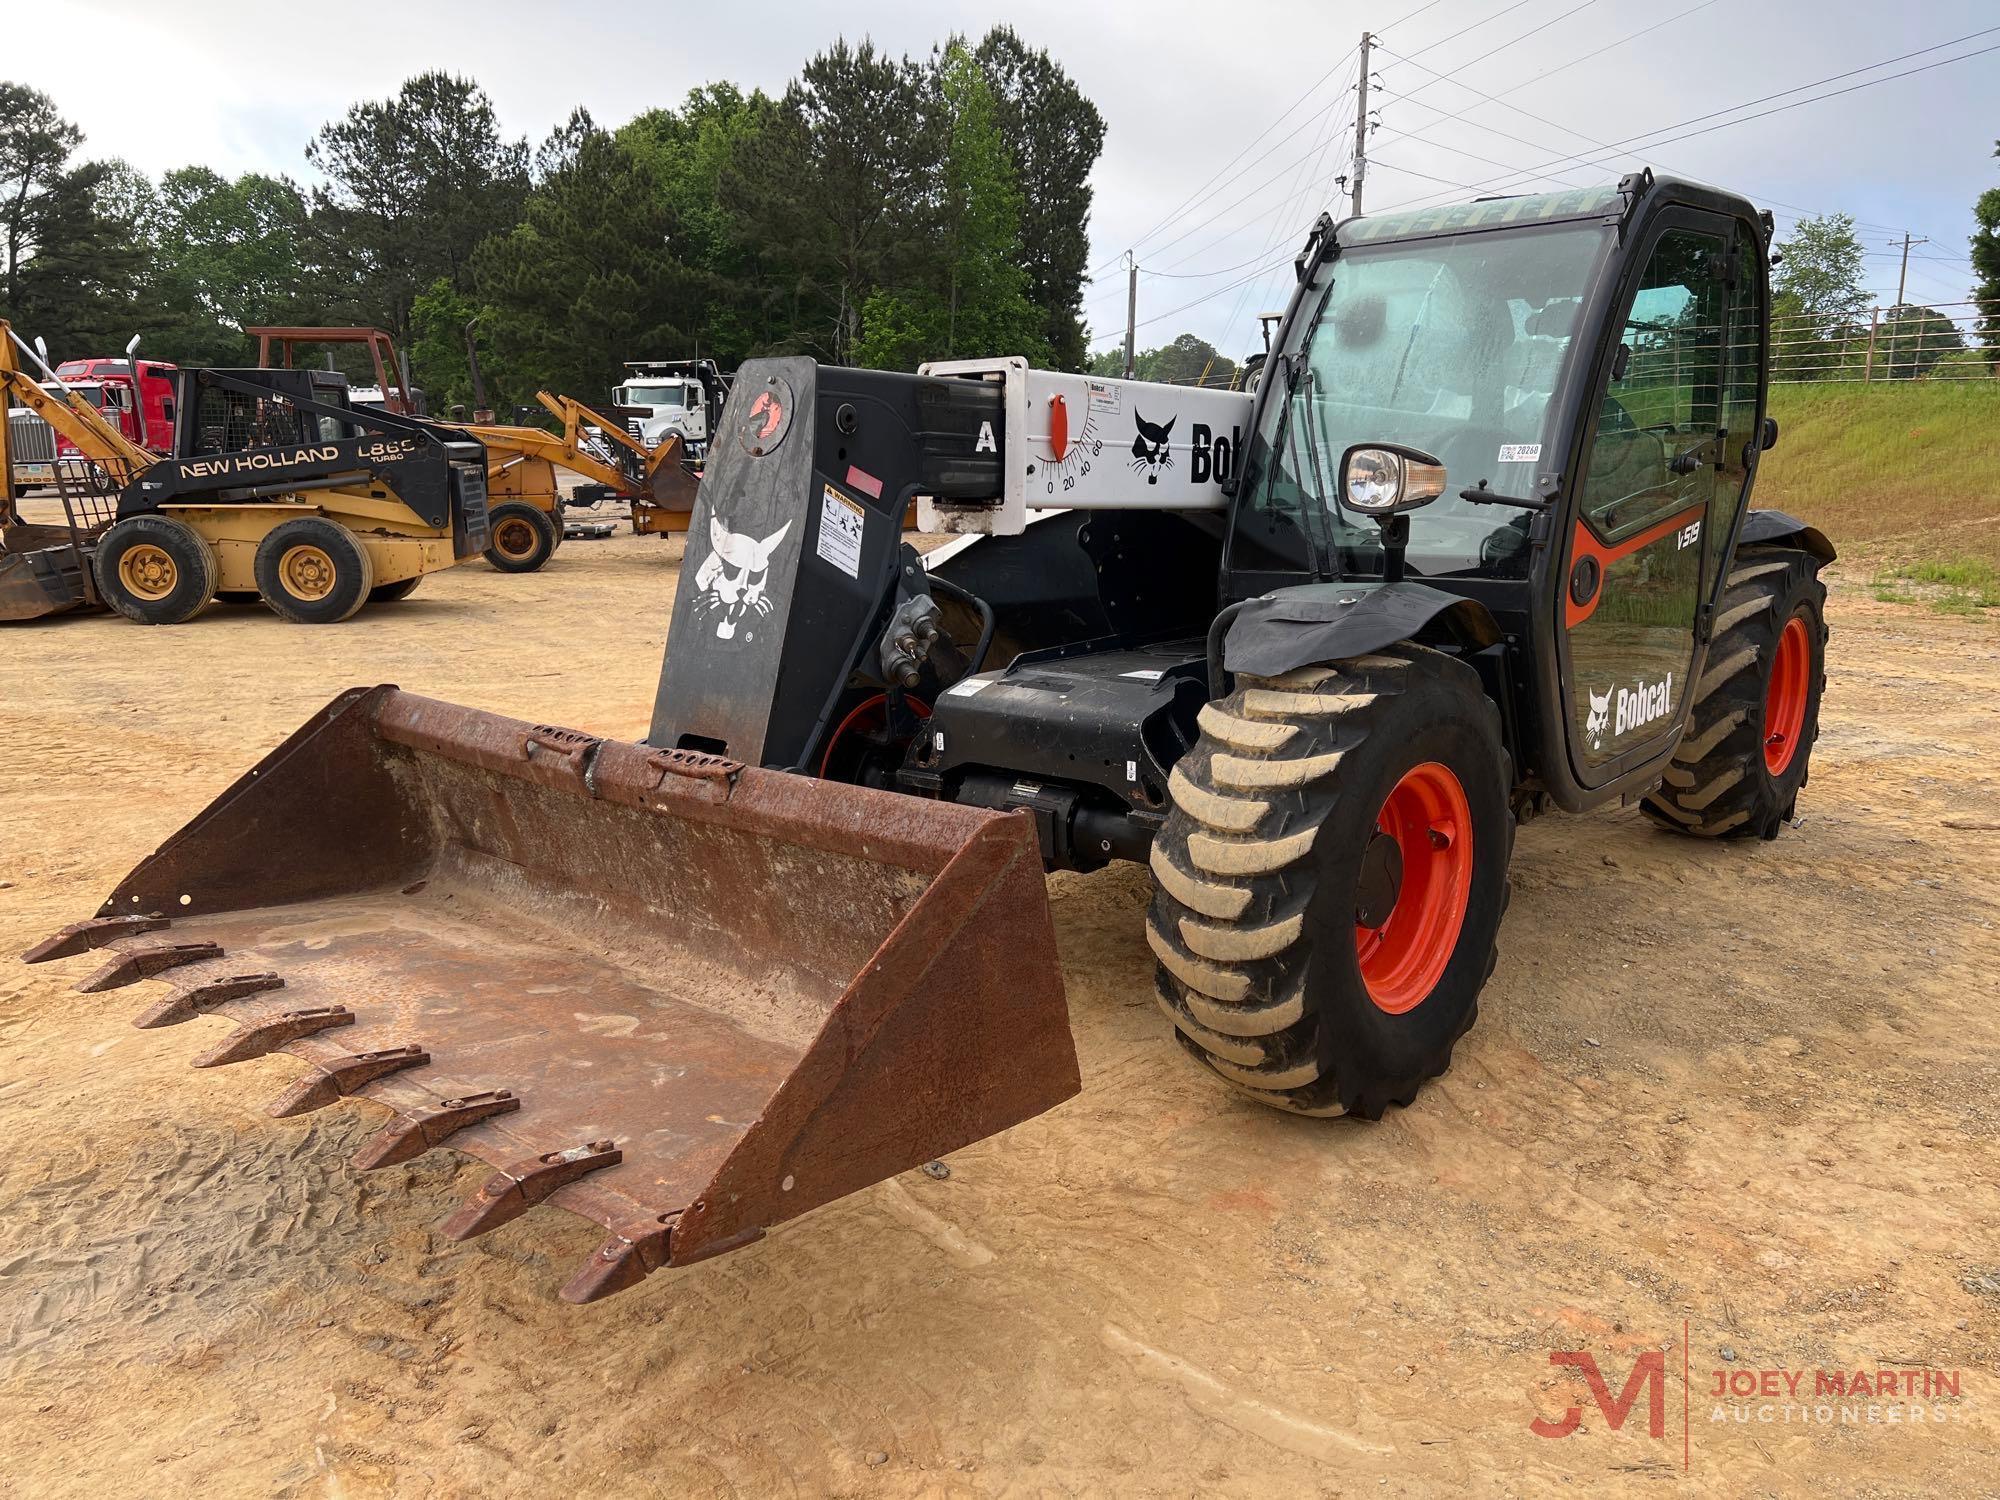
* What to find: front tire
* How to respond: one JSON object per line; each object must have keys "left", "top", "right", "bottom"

{"left": 1147, "top": 645, "right": 1514, "bottom": 1118}
{"left": 92, "top": 515, "right": 219, "bottom": 624}
{"left": 1643, "top": 547, "right": 1827, "bottom": 839}
{"left": 484, "top": 502, "right": 558, "bottom": 572}
{"left": 253, "top": 516, "right": 375, "bottom": 624}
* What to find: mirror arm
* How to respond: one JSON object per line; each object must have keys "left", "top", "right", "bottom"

{"left": 1459, "top": 482, "right": 1549, "bottom": 511}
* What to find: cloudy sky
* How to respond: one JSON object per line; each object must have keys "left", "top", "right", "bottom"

{"left": 14, "top": 1, "right": 1998, "bottom": 361}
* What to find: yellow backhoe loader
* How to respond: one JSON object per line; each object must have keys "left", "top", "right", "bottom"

{"left": 250, "top": 325, "right": 700, "bottom": 569}
{"left": 1, "top": 321, "right": 491, "bottom": 624}
{"left": 463, "top": 392, "right": 700, "bottom": 570}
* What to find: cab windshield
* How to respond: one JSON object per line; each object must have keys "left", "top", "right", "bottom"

{"left": 620, "top": 383, "right": 690, "bottom": 408}
{"left": 1236, "top": 220, "right": 1612, "bottom": 579}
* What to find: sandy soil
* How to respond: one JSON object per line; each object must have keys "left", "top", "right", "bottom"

{"left": 2, "top": 524, "right": 1997, "bottom": 1498}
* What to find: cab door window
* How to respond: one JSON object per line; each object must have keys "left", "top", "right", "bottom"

{"left": 1563, "top": 224, "right": 1729, "bottom": 776}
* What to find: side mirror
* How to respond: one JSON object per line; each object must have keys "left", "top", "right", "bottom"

{"left": 1611, "top": 343, "right": 1632, "bottom": 381}
{"left": 1339, "top": 443, "right": 1448, "bottom": 517}
{"left": 1761, "top": 416, "right": 1779, "bottom": 451}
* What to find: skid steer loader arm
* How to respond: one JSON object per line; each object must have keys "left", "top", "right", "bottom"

{"left": 27, "top": 686, "right": 1077, "bottom": 1302}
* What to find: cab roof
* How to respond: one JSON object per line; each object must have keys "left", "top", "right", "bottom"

{"left": 1336, "top": 171, "right": 1765, "bottom": 250}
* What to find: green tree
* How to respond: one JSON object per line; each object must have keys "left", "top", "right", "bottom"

{"left": 973, "top": 27, "right": 1105, "bottom": 371}
{"left": 408, "top": 277, "right": 484, "bottom": 415}
{"left": 0, "top": 83, "right": 146, "bottom": 354}
{"left": 0, "top": 81, "right": 79, "bottom": 306}
{"left": 618, "top": 83, "right": 769, "bottom": 362}
{"left": 1088, "top": 333, "right": 1238, "bottom": 387}
{"left": 720, "top": 41, "right": 935, "bottom": 363}
{"left": 1771, "top": 213, "right": 1871, "bottom": 380}
{"left": 1973, "top": 139, "right": 2000, "bottom": 369}
{"left": 306, "top": 72, "right": 529, "bottom": 347}
{"left": 1878, "top": 302, "right": 1965, "bottom": 380}
{"left": 140, "top": 167, "right": 317, "bottom": 365}
{"left": 852, "top": 45, "right": 1045, "bottom": 369}
{"left": 472, "top": 110, "right": 686, "bottom": 406}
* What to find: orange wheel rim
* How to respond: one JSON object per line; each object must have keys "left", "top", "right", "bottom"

{"left": 495, "top": 518, "right": 538, "bottom": 558}
{"left": 278, "top": 544, "right": 337, "bottom": 601}
{"left": 1763, "top": 615, "right": 1810, "bottom": 776}
{"left": 117, "top": 543, "right": 177, "bottom": 600}
{"left": 1354, "top": 762, "right": 1474, "bottom": 1015}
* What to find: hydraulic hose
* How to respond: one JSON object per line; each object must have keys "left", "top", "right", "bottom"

{"left": 926, "top": 572, "right": 996, "bottom": 681}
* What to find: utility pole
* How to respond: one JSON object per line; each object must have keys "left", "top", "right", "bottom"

{"left": 1123, "top": 251, "right": 1138, "bottom": 380}
{"left": 1892, "top": 232, "right": 1928, "bottom": 310}
{"left": 1350, "top": 30, "right": 1373, "bottom": 219}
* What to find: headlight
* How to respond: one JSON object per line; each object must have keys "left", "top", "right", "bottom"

{"left": 1339, "top": 444, "right": 1448, "bottom": 515}
{"left": 1344, "top": 447, "right": 1405, "bottom": 511}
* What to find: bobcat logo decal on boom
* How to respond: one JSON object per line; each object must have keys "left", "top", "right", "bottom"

{"left": 693, "top": 516, "right": 791, "bottom": 641}
{"left": 1130, "top": 410, "right": 1176, "bottom": 484}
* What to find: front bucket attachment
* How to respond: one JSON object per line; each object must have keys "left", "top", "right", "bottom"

{"left": 632, "top": 435, "right": 700, "bottom": 535}
{"left": 30, "top": 686, "right": 1076, "bottom": 1302}
{"left": 0, "top": 530, "right": 90, "bottom": 622}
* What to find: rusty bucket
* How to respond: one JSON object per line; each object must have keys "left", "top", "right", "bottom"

{"left": 26, "top": 686, "right": 1077, "bottom": 1302}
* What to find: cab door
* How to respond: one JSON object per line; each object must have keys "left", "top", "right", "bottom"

{"left": 1560, "top": 215, "right": 1733, "bottom": 784}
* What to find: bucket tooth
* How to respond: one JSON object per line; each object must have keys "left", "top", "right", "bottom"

{"left": 439, "top": 1140, "right": 622, "bottom": 1242}
{"left": 132, "top": 972, "right": 284, "bottom": 1029}
{"left": 560, "top": 1216, "right": 766, "bottom": 1304}
{"left": 77, "top": 941, "right": 222, "bottom": 993}
{"left": 24, "top": 914, "right": 169, "bottom": 962}
{"left": 561, "top": 1215, "right": 676, "bottom": 1304}
{"left": 351, "top": 1090, "right": 521, "bottom": 1171}
{"left": 191, "top": 1006, "right": 355, "bottom": 1068}
{"left": 266, "top": 1045, "right": 430, "bottom": 1118}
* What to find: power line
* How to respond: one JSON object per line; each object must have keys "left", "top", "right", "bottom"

{"left": 1372, "top": 35, "right": 1972, "bottom": 248}
{"left": 1366, "top": 28, "right": 2000, "bottom": 218}
{"left": 1390, "top": 0, "right": 1610, "bottom": 106}
{"left": 1086, "top": 44, "right": 1359, "bottom": 276}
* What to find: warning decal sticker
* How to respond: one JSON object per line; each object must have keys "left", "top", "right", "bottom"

{"left": 816, "top": 483, "right": 866, "bottom": 579}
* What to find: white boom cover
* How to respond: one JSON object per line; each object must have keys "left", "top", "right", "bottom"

{"left": 916, "top": 357, "right": 1254, "bottom": 535}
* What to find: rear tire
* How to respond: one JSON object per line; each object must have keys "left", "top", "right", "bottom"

{"left": 369, "top": 576, "right": 422, "bottom": 604}
{"left": 92, "top": 515, "right": 219, "bottom": 625}
{"left": 485, "top": 502, "right": 558, "bottom": 572}
{"left": 253, "top": 516, "right": 374, "bottom": 624}
{"left": 1147, "top": 645, "right": 1514, "bottom": 1118}
{"left": 1643, "top": 546, "right": 1827, "bottom": 840}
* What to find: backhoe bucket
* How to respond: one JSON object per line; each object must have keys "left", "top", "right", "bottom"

{"left": 27, "top": 686, "right": 1077, "bottom": 1302}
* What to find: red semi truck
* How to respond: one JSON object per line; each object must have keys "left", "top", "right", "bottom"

{"left": 51, "top": 355, "right": 178, "bottom": 454}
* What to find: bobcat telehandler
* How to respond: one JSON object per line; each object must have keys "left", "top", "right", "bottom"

{"left": 27, "top": 171, "right": 1831, "bottom": 1302}
{"left": 1, "top": 323, "right": 493, "bottom": 623}
{"left": 249, "top": 325, "right": 699, "bottom": 572}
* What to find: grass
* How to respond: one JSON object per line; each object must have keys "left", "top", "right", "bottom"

{"left": 1868, "top": 555, "right": 2000, "bottom": 615}
{"left": 1755, "top": 381, "right": 2000, "bottom": 575}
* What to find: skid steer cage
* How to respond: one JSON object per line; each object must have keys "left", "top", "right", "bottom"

{"left": 27, "top": 686, "right": 1078, "bottom": 1302}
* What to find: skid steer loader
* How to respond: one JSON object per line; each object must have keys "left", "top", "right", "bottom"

{"left": 1, "top": 324, "right": 491, "bottom": 623}
{"left": 27, "top": 170, "right": 1832, "bottom": 1301}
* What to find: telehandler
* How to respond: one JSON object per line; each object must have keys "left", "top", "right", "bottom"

{"left": 29, "top": 171, "right": 1830, "bottom": 1299}
{"left": 1, "top": 324, "right": 492, "bottom": 623}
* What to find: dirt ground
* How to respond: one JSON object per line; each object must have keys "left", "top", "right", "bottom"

{"left": 2, "top": 521, "right": 1997, "bottom": 1498}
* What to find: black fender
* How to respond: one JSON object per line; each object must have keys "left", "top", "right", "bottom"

{"left": 1220, "top": 580, "right": 1503, "bottom": 682}
{"left": 1737, "top": 509, "right": 1836, "bottom": 566}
